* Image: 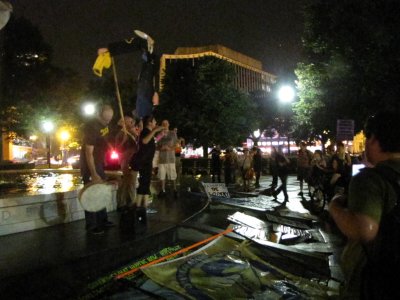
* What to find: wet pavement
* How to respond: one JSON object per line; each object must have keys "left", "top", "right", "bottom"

{"left": 0, "top": 174, "right": 345, "bottom": 299}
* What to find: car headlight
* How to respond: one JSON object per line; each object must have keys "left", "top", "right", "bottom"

{"left": 67, "top": 157, "right": 78, "bottom": 164}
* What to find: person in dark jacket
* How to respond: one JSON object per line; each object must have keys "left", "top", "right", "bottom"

{"left": 131, "top": 115, "right": 163, "bottom": 208}
{"left": 252, "top": 147, "right": 263, "bottom": 188}
{"left": 272, "top": 147, "right": 290, "bottom": 204}
{"left": 269, "top": 146, "right": 279, "bottom": 188}
{"left": 209, "top": 146, "right": 222, "bottom": 183}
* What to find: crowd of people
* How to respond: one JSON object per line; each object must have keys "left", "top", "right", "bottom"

{"left": 210, "top": 145, "right": 263, "bottom": 190}
{"left": 80, "top": 103, "right": 363, "bottom": 236}
{"left": 79, "top": 105, "right": 400, "bottom": 299}
{"left": 210, "top": 139, "right": 356, "bottom": 204}
{"left": 79, "top": 104, "right": 183, "bottom": 235}
{"left": 209, "top": 112, "right": 400, "bottom": 299}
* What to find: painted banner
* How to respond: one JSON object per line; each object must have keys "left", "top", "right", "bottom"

{"left": 203, "top": 183, "right": 280, "bottom": 211}
{"left": 142, "top": 236, "right": 337, "bottom": 299}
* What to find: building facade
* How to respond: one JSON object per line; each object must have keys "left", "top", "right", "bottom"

{"left": 160, "top": 45, "right": 276, "bottom": 94}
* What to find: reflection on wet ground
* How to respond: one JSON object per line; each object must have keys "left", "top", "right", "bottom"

{"left": 0, "top": 170, "right": 84, "bottom": 196}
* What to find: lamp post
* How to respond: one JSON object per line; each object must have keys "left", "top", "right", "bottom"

{"left": 253, "top": 129, "right": 261, "bottom": 146}
{"left": 29, "top": 135, "right": 38, "bottom": 161}
{"left": 42, "top": 121, "right": 54, "bottom": 168}
{"left": 59, "top": 130, "right": 70, "bottom": 166}
{"left": 278, "top": 85, "right": 295, "bottom": 155}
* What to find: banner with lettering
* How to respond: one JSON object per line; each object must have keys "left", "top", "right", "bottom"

{"left": 142, "top": 236, "right": 336, "bottom": 299}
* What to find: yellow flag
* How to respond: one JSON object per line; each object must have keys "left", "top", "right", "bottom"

{"left": 92, "top": 51, "right": 112, "bottom": 77}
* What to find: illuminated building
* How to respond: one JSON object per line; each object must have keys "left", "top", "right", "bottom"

{"left": 160, "top": 45, "right": 276, "bottom": 94}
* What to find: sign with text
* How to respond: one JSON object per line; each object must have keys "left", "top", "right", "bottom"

{"left": 336, "top": 119, "right": 354, "bottom": 141}
{"left": 202, "top": 183, "right": 230, "bottom": 199}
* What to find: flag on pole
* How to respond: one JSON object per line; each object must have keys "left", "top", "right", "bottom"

{"left": 93, "top": 51, "right": 112, "bottom": 77}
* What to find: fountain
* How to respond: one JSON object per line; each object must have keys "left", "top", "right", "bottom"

{"left": 0, "top": 169, "right": 118, "bottom": 236}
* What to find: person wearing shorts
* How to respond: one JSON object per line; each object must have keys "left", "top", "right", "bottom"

{"left": 157, "top": 120, "right": 178, "bottom": 198}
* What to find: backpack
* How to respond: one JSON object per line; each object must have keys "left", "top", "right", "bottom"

{"left": 361, "top": 165, "right": 400, "bottom": 300}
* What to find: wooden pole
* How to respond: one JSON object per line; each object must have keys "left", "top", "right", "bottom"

{"left": 111, "top": 57, "right": 127, "bottom": 135}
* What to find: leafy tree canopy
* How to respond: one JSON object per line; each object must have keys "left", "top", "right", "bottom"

{"left": 157, "top": 57, "right": 259, "bottom": 151}
{"left": 294, "top": 0, "right": 400, "bottom": 140}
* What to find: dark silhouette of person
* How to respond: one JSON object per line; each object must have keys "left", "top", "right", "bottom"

{"left": 272, "top": 147, "right": 290, "bottom": 204}
{"left": 209, "top": 146, "right": 222, "bottom": 183}
{"left": 252, "top": 147, "right": 263, "bottom": 188}
{"left": 98, "top": 30, "right": 159, "bottom": 119}
{"left": 270, "top": 146, "right": 279, "bottom": 188}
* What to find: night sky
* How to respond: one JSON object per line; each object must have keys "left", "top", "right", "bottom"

{"left": 9, "top": 0, "right": 304, "bottom": 82}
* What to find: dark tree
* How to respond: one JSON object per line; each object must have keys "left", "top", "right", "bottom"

{"left": 0, "top": 17, "right": 87, "bottom": 161}
{"left": 1, "top": 16, "right": 86, "bottom": 134}
{"left": 294, "top": 0, "right": 400, "bottom": 140}
{"left": 87, "top": 75, "right": 137, "bottom": 120}
{"left": 157, "top": 57, "right": 258, "bottom": 156}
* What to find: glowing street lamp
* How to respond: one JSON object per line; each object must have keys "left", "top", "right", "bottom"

{"left": 253, "top": 129, "right": 261, "bottom": 146}
{"left": 59, "top": 130, "right": 70, "bottom": 142}
{"left": 42, "top": 120, "right": 54, "bottom": 168}
{"left": 59, "top": 130, "right": 70, "bottom": 165}
{"left": 277, "top": 85, "right": 296, "bottom": 154}
{"left": 83, "top": 103, "right": 96, "bottom": 116}
{"left": 42, "top": 120, "right": 54, "bottom": 133}
{"left": 278, "top": 85, "right": 295, "bottom": 103}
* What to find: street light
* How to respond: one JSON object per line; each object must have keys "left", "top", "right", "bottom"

{"left": 82, "top": 103, "right": 96, "bottom": 116}
{"left": 253, "top": 129, "right": 261, "bottom": 146}
{"left": 29, "top": 135, "right": 38, "bottom": 161}
{"left": 59, "top": 130, "right": 70, "bottom": 165}
{"left": 278, "top": 85, "right": 295, "bottom": 103}
{"left": 277, "top": 85, "right": 296, "bottom": 154}
{"left": 42, "top": 120, "right": 54, "bottom": 168}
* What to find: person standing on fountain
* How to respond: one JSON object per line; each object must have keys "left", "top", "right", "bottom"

{"left": 80, "top": 104, "right": 115, "bottom": 235}
{"left": 131, "top": 115, "right": 163, "bottom": 208}
{"left": 94, "top": 30, "right": 159, "bottom": 119}
{"left": 115, "top": 116, "right": 141, "bottom": 211}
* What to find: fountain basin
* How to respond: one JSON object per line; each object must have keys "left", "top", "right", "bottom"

{"left": 0, "top": 185, "right": 117, "bottom": 236}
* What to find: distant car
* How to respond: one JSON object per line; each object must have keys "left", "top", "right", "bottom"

{"left": 67, "top": 155, "right": 80, "bottom": 169}
{"left": 34, "top": 157, "right": 48, "bottom": 165}
{"left": 67, "top": 150, "right": 121, "bottom": 171}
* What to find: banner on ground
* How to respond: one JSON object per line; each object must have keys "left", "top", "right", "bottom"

{"left": 142, "top": 236, "right": 336, "bottom": 299}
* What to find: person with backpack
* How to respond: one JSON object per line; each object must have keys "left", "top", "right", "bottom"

{"left": 328, "top": 111, "right": 400, "bottom": 299}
